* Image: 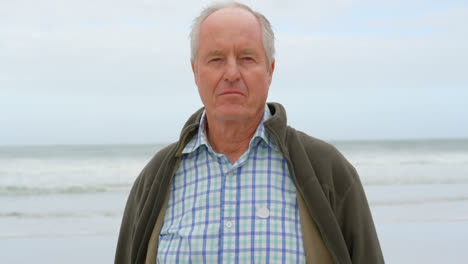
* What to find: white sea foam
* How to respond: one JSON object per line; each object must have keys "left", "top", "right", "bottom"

{"left": 350, "top": 153, "right": 468, "bottom": 166}
{"left": 1, "top": 141, "right": 466, "bottom": 264}
{"left": 357, "top": 165, "right": 468, "bottom": 185}
{"left": 0, "top": 184, "right": 131, "bottom": 196}
{"left": 370, "top": 195, "right": 468, "bottom": 206}
{"left": 0, "top": 144, "right": 159, "bottom": 196}
{"left": 0, "top": 210, "right": 121, "bottom": 219}
{"left": 0, "top": 141, "right": 467, "bottom": 197}
{"left": 0, "top": 157, "right": 146, "bottom": 186}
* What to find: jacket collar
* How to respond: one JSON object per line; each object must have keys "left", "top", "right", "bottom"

{"left": 174, "top": 102, "right": 288, "bottom": 158}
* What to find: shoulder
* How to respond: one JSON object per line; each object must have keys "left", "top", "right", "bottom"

{"left": 143, "top": 143, "right": 178, "bottom": 173}
{"left": 287, "top": 128, "right": 354, "bottom": 170}
{"left": 293, "top": 129, "right": 340, "bottom": 158}
{"left": 126, "top": 142, "right": 178, "bottom": 203}
{"left": 285, "top": 127, "right": 358, "bottom": 194}
{"left": 137, "top": 142, "right": 179, "bottom": 186}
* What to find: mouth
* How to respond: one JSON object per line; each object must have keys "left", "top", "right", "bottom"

{"left": 219, "top": 91, "right": 244, "bottom": 96}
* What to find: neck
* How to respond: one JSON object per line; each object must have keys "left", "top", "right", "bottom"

{"left": 205, "top": 109, "right": 264, "bottom": 164}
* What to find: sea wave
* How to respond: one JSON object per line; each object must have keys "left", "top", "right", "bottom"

{"left": 371, "top": 195, "right": 468, "bottom": 206}
{"left": 359, "top": 170, "right": 468, "bottom": 185}
{"left": 377, "top": 217, "right": 468, "bottom": 223}
{"left": 349, "top": 154, "right": 468, "bottom": 166}
{"left": 0, "top": 210, "right": 121, "bottom": 219}
{"left": 0, "top": 184, "right": 131, "bottom": 196}
{"left": 0, "top": 231, "right": 116, "bottom": 239}
{"left": 361, "top": 176, "right": 468, "bottom": 185}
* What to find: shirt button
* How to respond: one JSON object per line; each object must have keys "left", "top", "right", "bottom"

{"left": 227, "top": 171, "right": 235, "bottom": 177}
{"left": 225, "top": 221, "right": 233, "bottom": 228}
{"left": 257, "top": 206, "right": 270, "bottom": 219}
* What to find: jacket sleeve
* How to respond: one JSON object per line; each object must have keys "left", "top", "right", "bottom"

{"left": 115, "top": 172, "right": 146, "bottom": 264}
{"left": 335, "top": 166, "right": 385, "bottom": 263}
{"left": 114, "top": 143, "right": 178, "bottom": 264}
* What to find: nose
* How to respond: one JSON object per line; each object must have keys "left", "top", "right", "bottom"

{"left": 223, "top": 58, "right": 240, "bottom": 82}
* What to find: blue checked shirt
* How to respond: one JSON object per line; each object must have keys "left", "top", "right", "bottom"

{"left": 157, "top": 107, "right": 305, "bottom": 264}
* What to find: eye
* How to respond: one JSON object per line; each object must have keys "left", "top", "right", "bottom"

{"left": 242, "top": 57, "right": 254, "bottom": 61}
{"left": 209, "top": 58, "right": 222, "bottom": 62}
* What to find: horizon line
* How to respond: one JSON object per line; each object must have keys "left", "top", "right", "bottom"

{"left": 1, "top": 136, "right": 468, "bottom": 147}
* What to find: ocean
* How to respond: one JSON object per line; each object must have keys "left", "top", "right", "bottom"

{"left": 1, "top": 139, "right": 467, "bottom": 263}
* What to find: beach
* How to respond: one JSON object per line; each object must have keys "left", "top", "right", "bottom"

{"left": 1, "top": 139, "right": 467, "bottom": 263}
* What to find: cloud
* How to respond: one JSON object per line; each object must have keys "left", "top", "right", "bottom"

{"left": 272, "top": 3, "right": 468, "bottom": 92}
{"left": 1, "top": 0, "right": 467, "bottom": 144}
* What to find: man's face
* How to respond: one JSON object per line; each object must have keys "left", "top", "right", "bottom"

{"left": 192, "top": 7, "right": 275, "bottom": 122}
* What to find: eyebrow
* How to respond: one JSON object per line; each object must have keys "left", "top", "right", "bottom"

{"left": 204, "top": 50, "right": 224, "bottom": 60}
{"left": 204, "top": 49, "right": 258, "bottom": 59}
{"left": 240, "top": 49, "right": 257, "bottom": 55}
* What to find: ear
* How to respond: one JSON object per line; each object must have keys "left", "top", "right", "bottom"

{"left": 191, "top": 61, "right": 198, "bottom": 86}
{"left": 267, "top": 59, "right": 275, "bottom": 85}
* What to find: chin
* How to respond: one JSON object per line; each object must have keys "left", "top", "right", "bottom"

{"left": 212, "top": 105, "right": 251, "bottom": 121}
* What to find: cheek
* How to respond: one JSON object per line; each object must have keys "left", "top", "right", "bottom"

{"left": 196, "top": 71, "right": 220, "bottom": 102}
{"left": 198, "top": 68, "right": 219, "bottom": 86}
{"left": 248, "top": 73, "right": 270, "bottom": 92}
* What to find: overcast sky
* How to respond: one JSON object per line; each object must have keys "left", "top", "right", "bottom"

{"left": 1, "top": 0, "right": 467, "bottom": 145}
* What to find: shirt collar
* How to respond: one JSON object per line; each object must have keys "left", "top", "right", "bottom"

{"left": 182, "top": 105, "right": 278, "bottom": 154}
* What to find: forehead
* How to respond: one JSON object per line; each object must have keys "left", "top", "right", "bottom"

{"left": 198, "top": 7, "right": 263, "bottom": 46}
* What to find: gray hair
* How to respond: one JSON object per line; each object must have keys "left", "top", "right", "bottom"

{"left": 190, "top": 1, "right": 275, "bottom": 69}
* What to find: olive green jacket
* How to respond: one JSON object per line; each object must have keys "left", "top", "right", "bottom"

{"left": 115, "top": 103, "right": 384, "bottom": 264}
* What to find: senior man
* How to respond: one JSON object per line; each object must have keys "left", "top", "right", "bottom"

{"left": 115, "top": 2, "right": 384, "bottom": 264}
